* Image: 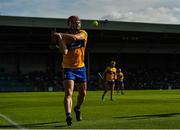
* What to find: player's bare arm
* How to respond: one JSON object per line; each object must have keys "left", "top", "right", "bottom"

{"left": 62, "top": 30, "right": 87, "bottom": 41}
{"left": 52, "top": 32, "right": 68, "bottom": 54}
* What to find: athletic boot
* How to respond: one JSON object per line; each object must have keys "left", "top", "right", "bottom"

{"left": 102, "top": 95, "right": 105, "bottom": 102}
{"left": 74, "top": 106, "right": 81, "bottom": 121}
{"left": 66, "top": 116, "right": 72, "bottom": 126}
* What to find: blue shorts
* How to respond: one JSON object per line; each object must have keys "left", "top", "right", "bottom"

{"left": 115, "top": 80, "right": 124, "bottom": 85}
{"left": 105, "top": 81, "right": 115, "bottom": 85}
{"left": 63, "top": 66, "right": 87, "bottom": 83}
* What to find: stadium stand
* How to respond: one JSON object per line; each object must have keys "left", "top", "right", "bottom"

{"left": 0, "top": 16, "right": 179, "bottom": 91}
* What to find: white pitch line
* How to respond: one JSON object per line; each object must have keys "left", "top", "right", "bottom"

{"left": 0, "top": 113, "right": 27, "bottom": 130}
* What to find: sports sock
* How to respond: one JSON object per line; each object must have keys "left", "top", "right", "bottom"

{"left": 74, "top": 106, "right": 80, "bottom": 110}
{"left": 66, "top": 112, "right": 71, "bottom": 118}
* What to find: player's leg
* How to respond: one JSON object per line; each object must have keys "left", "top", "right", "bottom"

{"left": 116, "top": 81, "right": 120, "bottom": 94}
{"left": 74, "top": 82, "right": 87, "bottom": 121}
{"left": 121, "top": 82, "right": 125, "bottom": 95}
{"left": 110, "top": 82, "right": 115, "bottom": 101}
{"left": 73, "top": 66, "right": 87, "bottom": 121}
{"left": 102, "top": 90, "right": 108, "bottom": 101}
{"left": 102, "top": 82, "right": 108, "bottom": 101}
{"left": 64, "top": 80, "right": 74, "bottom": 126}
{"left": 76, "top": 82, "right": 87, "bottom": 108}
{"left": 117, "top": 86, "right": 119, "bottom": 94}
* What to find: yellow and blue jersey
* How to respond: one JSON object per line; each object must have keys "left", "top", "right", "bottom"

{"left": 63, "top": 30, "right": 88, "bottom": 69}
{"left": 116, "top": 72, "right": 124, "bottom": 81}
{"left": 104, "top": 66, "right": 116, "bottom": 81}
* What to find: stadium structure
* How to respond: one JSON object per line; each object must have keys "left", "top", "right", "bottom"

{"left": 0, "top": 15, "right": 179, "bottom": 91}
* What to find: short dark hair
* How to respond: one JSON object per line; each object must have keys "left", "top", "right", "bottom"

{"left": 67, "top": 16, "right": 80, "bottom": 26}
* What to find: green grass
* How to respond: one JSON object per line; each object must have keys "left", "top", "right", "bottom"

{"left": 0, "top": 90, "right": 180, "bottom": 129}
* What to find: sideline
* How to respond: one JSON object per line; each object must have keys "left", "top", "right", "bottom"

{"left": 0, "top": 113, "right": 27, "bottom": 130}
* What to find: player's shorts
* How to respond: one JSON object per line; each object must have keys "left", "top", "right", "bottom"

{"left": 104, "top": 81, "right": 115, "bottom": 90}
{"left": 106, "top": 81, "right": 115, "bottom": 85}
{"left": 63, "top": 66, "right": 86, "bottom": 83}
{"left": 115, "top": 80, "right": 124, "bottom": 85}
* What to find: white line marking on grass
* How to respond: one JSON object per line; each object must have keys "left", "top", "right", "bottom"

{"left": 0, "top": 113, "right": 27, "bottom": 130}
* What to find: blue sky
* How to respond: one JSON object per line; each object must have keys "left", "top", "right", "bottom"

{"left": 1, "top": 0, "right": 180, "bottom": 24}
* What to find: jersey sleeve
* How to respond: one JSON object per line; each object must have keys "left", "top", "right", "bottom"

{"left": 80, "top": 30, "right": 88, "bottom": 40}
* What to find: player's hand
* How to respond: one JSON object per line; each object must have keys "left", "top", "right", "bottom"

{"left": 52, "top": 32, "right": 62, "bottom": 40}
{"left": 58, "top": 33, "right": 62, "bottom": 40}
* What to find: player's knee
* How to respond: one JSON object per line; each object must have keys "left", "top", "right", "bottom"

{"left": 80, "top": 91, "right": 86, "bottom": 98}
{"left": 65, "top": 90, "right": 73, "bottom": 97}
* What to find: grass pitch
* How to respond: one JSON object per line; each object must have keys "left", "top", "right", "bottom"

{"left": 0, "top": 90, "right": 180, "bottom": 129}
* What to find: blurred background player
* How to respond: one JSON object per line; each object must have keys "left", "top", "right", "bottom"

{"left": 115, "top": 68, "right": 125, "bottom": 95}
{"left": 52, "top": 16, "right": 88, "bottom": 126}
{"left": 102, "top": 60, "right": 117, "bottom": 101}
